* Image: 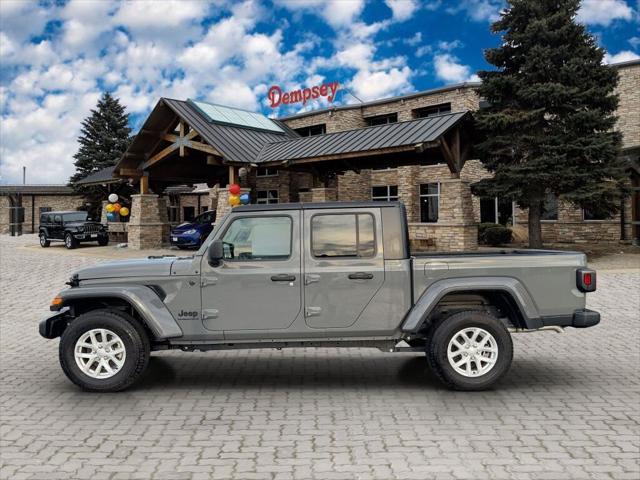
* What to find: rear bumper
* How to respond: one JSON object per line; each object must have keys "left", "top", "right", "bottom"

{"left": 542, "top": 308, "right": 600, "bottom": 329}
{"left": 39, "top": 307, "right": 70, "bottom": 339}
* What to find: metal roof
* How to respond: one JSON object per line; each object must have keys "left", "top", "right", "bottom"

{"left": 75, "top": 166, "right": 120, "bottom": 186}
{"left": 257, "top": 111, "right": 469, "bottom": 164}
{"left": 162, "top": 99, "right": 296, "bottom": 165}
{"left": 0, "top": 185, "right": 75, "bottom": 195}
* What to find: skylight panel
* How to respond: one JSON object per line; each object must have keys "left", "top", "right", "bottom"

{"left": 190, "top": 100, "right": 284, "bottom": 133}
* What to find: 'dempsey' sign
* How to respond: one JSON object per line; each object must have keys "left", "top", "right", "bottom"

{"left": 267, "top": 81, "right": 340, "bottom": 108}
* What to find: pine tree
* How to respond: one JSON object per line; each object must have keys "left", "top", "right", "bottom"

{"left": 69, "top": 92, "right": 132, "bottom": 213}
{"left": 472, "top": 0, "right": 625, "bottom": 248}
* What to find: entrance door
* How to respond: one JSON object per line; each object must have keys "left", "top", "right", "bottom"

{"left": 200, "top": 211, "right": 302, "bottom": 332}
{"left": 303, "top": 208, "right": 384, "bottom": 329}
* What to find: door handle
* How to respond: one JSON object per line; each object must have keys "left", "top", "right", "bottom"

{"left": 271, "top": 274, "right": 296, "bottom": 282}
{"left": 348, "top": 272, "right": 374, "bottom": 280}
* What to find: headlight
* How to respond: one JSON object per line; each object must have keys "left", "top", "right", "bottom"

{"left": 184, "top": 229, "right": 197, "bottom": 235}
{"left": 77, "top": 226, "right": 84, "bottom": 232}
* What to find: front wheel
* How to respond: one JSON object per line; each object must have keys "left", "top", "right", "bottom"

{"left": 98, "top": 236, "right": 109, "bottom": 246}
{"left": 64, "top": 233, "right": 77, "bottom": 249}
{"left": 426, "top": 311, "right": 513, "bottom": 391}
{"left": 59, "top": 309, "right": 150, "bottom": 392}
{"left": 39, "top": 232, "right": 50, "bottom": 247}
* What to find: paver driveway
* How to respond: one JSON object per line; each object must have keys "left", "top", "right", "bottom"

{"left": 1, "top": 235, "right": 639, "bottom": 480}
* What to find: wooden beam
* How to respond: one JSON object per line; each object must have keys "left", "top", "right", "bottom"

{"left": 439, "top": 137, "right": 459, "bottom": 177}
{"left": 119, "top": 168, "right": 143, "bottom": 177}
{"left": 186, "top": 140, "right": 222, "bottom": 157}
{"left": 143, "top": 142, "right": 179, "bottom": 169}
{"left": 139, "top": 129, "right": 164, "bottom": 136}
{"left": 452, "top": 128, "right": 462, "bottom": 171}
{"left": 283, "top": 144, "right": 419, "bottom": 166}
{"left": 179, "top": 121, "right": 185, "bottom": 157}
{"left": 140, "top": 175, "right": 149, "bottom": 194}
{"left": 228, "top": 165, "right": 237, "bottom": 185}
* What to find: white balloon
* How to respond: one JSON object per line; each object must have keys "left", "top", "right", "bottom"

{"left": 108, "top": 194, "right": 118, "bottom": 203}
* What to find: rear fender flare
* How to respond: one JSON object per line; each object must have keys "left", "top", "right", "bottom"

{"left": 57, "top": 285, "right": 183, "bottom": 339}
{"left": 402, "top": 276, "right": 542, "bottom": 333}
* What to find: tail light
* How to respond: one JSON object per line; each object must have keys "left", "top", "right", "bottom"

{"left": 577, "top": 268, "right": 596, "bottom": 293}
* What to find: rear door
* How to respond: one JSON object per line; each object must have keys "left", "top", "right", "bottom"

{"left": 303, "top": 208, "right": 384, "bottom": 329}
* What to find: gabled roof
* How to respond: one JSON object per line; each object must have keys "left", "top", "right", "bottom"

{"left": 75, "top": 165, "right": 120, "bottom": 186}
{"left": 0, "top": 184, "right": 75, "bottom": 195}
{"left": 162, "top": 99, "right": 296, "bottom": 165}
{"left": 257, "top": 111, "right": 469, "bottom": 164}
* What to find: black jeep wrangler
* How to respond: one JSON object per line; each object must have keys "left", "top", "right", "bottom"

{"left": 39, "top": 211, "right": 109, "bottom": 249}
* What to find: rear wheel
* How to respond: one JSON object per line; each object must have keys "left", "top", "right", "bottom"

{"left": 98, "top": 236, "right": 109, "bottom": 246}
{"left": 39, "top": 232, "right": 50, "bottom": 247}
{"left": 59, "top": 309, "right": 150, "bottom": 392}
{"left": 64, "top": 232, "right": 77, "bottom": 249}
{"left": 426, "top": 311, "right": 513, "bottom": 391}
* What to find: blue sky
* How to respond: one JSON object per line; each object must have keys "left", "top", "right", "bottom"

{"left": 1, "top": 0, "right": 638, "bottom": 184}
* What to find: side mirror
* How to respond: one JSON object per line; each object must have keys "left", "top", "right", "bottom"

{"left": 208, "top": 239, "right": 224, "bottom": 266}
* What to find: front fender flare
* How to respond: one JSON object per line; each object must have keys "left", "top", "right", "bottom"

{"left": 401, "top": 276, "right": 543, "bottom": 333}
{"left": 57, "top": 285, "right": 183, "bottom": 339}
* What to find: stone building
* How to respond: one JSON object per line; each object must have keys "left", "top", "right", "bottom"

{"left": 0, "top": 185, "right": 85, "bottom": 234}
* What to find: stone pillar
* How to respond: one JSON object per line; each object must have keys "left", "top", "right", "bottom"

{"left": 299, "top": 191, "right": 313, "bottom": 203}
{"left": 127, "top": 194, "right": 170, "bottom": 250}
{"left": 209, "top": 185, "right": 220, "bottom": 213}
{"left": 311, "top": 187, "right": 337, "bottom": 202}
{"left": 100, "top": 200, "right": 108, "bottom": 224}
{"left": 436, "top": 178, "right": 477, "bottom": 251}
{"left": 216, "top": 186, "right": 250, "bottom": 222}
{"left": 398, "top": 165, "right": 420, "bottom": 222}
{"left": 338, "top": 169, "right": 371, "bottom": 201}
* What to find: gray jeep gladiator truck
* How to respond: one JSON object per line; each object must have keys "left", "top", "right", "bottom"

{"left": 40, "top": 202, "right": 599, "bottom": 392}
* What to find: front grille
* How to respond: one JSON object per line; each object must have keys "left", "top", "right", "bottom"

{"left": 84, "top": 224, "right": 101, "bottom": 234}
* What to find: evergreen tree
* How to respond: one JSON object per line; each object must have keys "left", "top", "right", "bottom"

{"left": 472, "top": 0, "right": 625, "bottom": 248}
{"left": 69, "top": 92, "right": 132, "bottom": 214}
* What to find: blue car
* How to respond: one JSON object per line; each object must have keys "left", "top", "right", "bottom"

{"left": 169, "top": 210, "right": 216, "bottom": 249}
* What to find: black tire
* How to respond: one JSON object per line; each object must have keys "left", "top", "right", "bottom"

{"left": 98, "top": 236, "right": 109, "bottom": 246}
{"left": 39, "top": 232, "right": 50, "bottom": 247}
{"left": 59, "top": 309, "right": 150, "bottom": 392}
{"left": 426, "top": 311, "right": 513, "bottom": 391}
{"left": 64, "top": 232, "right": 77, "bottom": 249}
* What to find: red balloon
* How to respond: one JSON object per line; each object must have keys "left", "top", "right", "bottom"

{"left": 229, "top": 183, "right": 241, "bottom": 195}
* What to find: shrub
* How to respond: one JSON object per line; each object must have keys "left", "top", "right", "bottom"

{"left": 480, "top": 224, "right": 513, "bottom": 246}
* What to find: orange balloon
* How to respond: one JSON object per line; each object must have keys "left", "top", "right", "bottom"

{"left": 112, "top": 203, "right": 121, "bottom": 212}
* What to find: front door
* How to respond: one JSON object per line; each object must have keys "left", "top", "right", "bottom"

{"left": 303, "top": 208, "right": 384, "bottom": 329}
{"left": 200, "top": 211, "right": 302, "bottom": 332}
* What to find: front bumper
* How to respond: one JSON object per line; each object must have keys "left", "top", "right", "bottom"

{"left": 73, "top": 232, "right": 108, "bottom": 240}
{"left": 39, "top": 307, "right": 71, "bottom": 339}
{"left": 169, "top": 233, "right": 200, "bottom": 247}
{"left": 542, "top": 308, "right": 601, "bottom": 329}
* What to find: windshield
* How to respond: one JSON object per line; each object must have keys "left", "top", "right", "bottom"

{"left": 63, "top": 212, "right": 89, "bottom": 222}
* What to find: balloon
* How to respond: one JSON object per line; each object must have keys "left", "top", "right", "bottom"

{"left": 229, "top": 183, "right": 241, "bottom": 195}
{"left": 112, "top": 203, "right": 121, "bottom": 213}
{"left": 108, "top": 193, "right": 118, "bottom": 203}
{"left": 239, "top": 193, "right": 250, "bottom": 205}
{"left": 105, "top": 203, "right": 115, "bottom": 213}
{"left": 119, "top": 207, "right": 129, "bottom": 217}
{"left": 229, "top": 194, "right": 241, "bottom": 206}
{"left": 106, "top": 212, "right": 117, "bottom": 222}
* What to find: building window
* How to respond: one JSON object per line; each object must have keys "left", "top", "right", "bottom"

{"left": 183, "top": 206, "right": 195, "bottom": 222}
{"left": 419, "top": 183, "right": 439, "bottom": 223}
{"left": 371, "top": 185, "right": 398, "bottom": 202}
{"left": 257, "top": 190, "right": 279, "bottom": 204}
{"left": 294, "top": 124, "right": 326, "bottom": 137}
{"left": 365, "top": 113, "right": 397, "bottom": 126}
{"left": 541, "top": 193, "right": 558, "bottom": 221}
{"left": 583, "top": 207, "right": 611, "bottom": 221}
{"left": 480, "top": 197, "right": 514, "bottom": 225}
{"left": 256, "top": 167, "right": 278, "bottom": 177}
{"left": 39, "top": 207, "right": 52, "bottom": 214}
{"left": 413, "top": 103, "right": 452, "bottom": 118}
{"left": 311, "top": 213, "right": 375, "bottom": 258}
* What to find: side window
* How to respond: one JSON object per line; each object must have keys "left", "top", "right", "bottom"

{"left": 221, "top": 216, "right": 292, "bottom": 261}
{"left": 311, "top": 213, "right": 375, "bottom": 258}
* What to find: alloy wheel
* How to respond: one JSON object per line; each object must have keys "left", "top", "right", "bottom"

{"left": 74, "top": 328, "right": 127, "bottom": 379}
{"left": 447, "top": 327, "right": 498, "bottom": 377}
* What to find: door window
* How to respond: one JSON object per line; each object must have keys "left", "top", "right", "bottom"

{"left": 311, "top": 214, "right": 375, "bottom": 258}
{"left": 221, "top": 216, "right": 291, "bottom": 261}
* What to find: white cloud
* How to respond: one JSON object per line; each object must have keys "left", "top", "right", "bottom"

{"left": 433, "top": 54, "right": 479, "bottom": 83}
{"left": 577, "top": 0, "right": 633, "bottom": 26}
{"left": 275, "top": 0, "right": 365, "bottom": 29}
{"left": 446, "top": 0, "right": 503, "bottom": 22}
{"left": 603, "top": 50, "right": 640, "bottom": 64}
{"left": 629, "top": 37, "right": 640, "bottom": 49}
{"left": 385, "top": 0, "right": 418, "bottom": 22}
{"left": 405, "top": 32, "right": 422, "bottom": 46}
{"left": 437, "top": 40, "right": 463, "bottom": 51}
{"left": 349, "top": 66, "right": 412, "bottom": 101}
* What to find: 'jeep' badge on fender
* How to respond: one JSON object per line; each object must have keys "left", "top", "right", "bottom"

{"left": 177, "top": 310, "right": 199, "bottom": 319}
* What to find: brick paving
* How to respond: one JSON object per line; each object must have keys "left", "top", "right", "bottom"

{"left": 1, "top": 234, "right": 639, "bottom": 480}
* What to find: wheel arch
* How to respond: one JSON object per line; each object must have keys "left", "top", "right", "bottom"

{"left": 55, "top": 286, "right": 183, "bottom": 340}
{"left": 402, "top": 277, "right": 543, "bottom": 334}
